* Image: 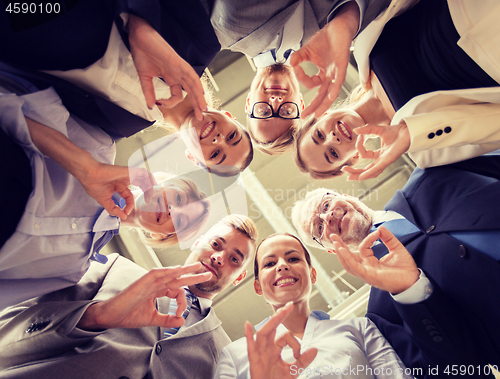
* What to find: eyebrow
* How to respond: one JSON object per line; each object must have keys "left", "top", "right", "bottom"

{"left": 216, "top": 154, "right": 227, "bottom": 165}
{"left": 263, "top": 250, "right": 300, "bottom": 260}
{"left": 217, "top": 234, "right": 244, "bottom": 260}
{"left": 234, "top": 248, "right": 245, "bottom": 261}
{"left": 324, "top": 153, "right": 332, "bottom": 164}
{"left": 232, "top": 134, "right": 243, "bottom": 146}
{"left": 311, "top": 134, "right": 319, "bottom": 145}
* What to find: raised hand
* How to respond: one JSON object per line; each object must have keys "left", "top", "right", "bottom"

{"left": 342, "top": 122, "right": 411, "bottom": 181}
{"left": 330, "top": 226, "right": 419, "bottom": 294}
{"left": 290, "top": 2, "right": 359, "bottom": 118}
{"left": 128, "top": 15, "right": 207, "bottom": 120}
{"left": 246, "top": 302, "right": 318, "bottom": 379}
{"left": 78, "top": 162, "right": 156, "bottom": 220}
{"left": 77, "top": 262, "right": 212, "bottom": 331}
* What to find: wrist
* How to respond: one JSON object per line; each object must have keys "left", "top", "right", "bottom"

{"left": 330, "top": 2, "right": 360, "bottom": 38}
{"left": 71, "top": 151, "right": 100, "bottom": 183}
{"left": 77, "top": 302, "right": 107, "bottom": 331}
{"left": 399, "top": 120, "right": 411, "bottom": 152}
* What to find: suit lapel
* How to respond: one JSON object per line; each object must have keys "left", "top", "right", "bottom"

{"left": 384, "top": 190, "right": 418, "bottom": 226}
{"left": 168, "top": 307, "right": 222, "bottom": 340}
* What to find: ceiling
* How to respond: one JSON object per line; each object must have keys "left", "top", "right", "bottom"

{"left": 101, "top": 50, "right": 415, "bottom": 341}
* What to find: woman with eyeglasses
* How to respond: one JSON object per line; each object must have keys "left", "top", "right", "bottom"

{"left": 214, "top": 233, "right": 411, "bottom": 379}
{"left": 294, "top": 0, "right": 500, "bottom": 181}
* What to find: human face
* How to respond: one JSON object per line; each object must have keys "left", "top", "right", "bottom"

{"left": 300, "top": 191, "right": 373, "bottom": 249}
{"left": 185, "top": 223, "right": 253, "bottom": 299}
{"left": 254, "top": 235, "right": 316, "bottom": 309}
{"left": 133, "top": 184, "right": 205, "bottom": 239}
{"left": 181, "top": 109, "right": 252, "bottom": 171}
{"left": 299, "top": 110, "right": 364, "bottom": 173}
{"left": 246, "top": 64, "right": 304, "bottom": 143}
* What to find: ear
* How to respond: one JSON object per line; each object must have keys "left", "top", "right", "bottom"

{"left": 254, "top": 278, "right": 263, "bottom": 295}
{"left": 233, "top": 270, "right": 247, "bottom": 286}
{"left": 299, "top": 94, "right": 305, "bottom": 110}
{"left": 352, "top": 152, "right": 360, "bottom": 164}
{"left": 223, "top": 111, "right": 236, "bottom": 120}
{"left": 245, "top": 93, "right": 251, "bottom": 113}
{"left": 311, "top": 267, "right": 317, "bottom": 285}
{"left": 185, "top": 149, "right": 199, "bottom": 165}
{"left": 192, "top": 233, "right": 204, "bottom": 249}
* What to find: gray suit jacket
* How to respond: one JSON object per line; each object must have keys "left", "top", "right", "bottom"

{"left": 210, "top": 0, "right": 386, "bottom": 57}
{"left": 0, "top": 254, "right": 231, "bottom": 379}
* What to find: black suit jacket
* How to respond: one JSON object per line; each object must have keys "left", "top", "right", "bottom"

{"left": 0, "top": 0, "right": 220, "bottom": 139}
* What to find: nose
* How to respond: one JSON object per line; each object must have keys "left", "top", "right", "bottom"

{"left": 269, "top": 95, "right": 283, "bottom": 108}
{"left": 276, "top": 258, "right": 290, "bottom": 272}
{"left": 327, "top": 129, "right": 341, "bottom": 144}
{"left": 212, "top": 132, "right": 224, "bottom": 145}
{"left": 211, "top": 252, "right": 224, "bottom": 267}
{"left": 321, "top": 207, "right": 343, "bottom": 225}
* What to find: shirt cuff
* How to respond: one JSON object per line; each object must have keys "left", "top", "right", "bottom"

{"left": 391, "top": 269, "right": 433, "bottom": 304}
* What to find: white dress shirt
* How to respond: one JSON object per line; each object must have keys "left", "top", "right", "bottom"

{"left": 214, "top": 310, "right": 412, "bottom": 379}
{"left": 0, "top": 86, "right": 120, "bottom": 310}
{"left": 45, "top": 22, "right": 172, "bottom": 122}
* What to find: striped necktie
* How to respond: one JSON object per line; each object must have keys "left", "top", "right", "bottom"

{"left": 163, "top": 289, "right": 199, "bottom": 338}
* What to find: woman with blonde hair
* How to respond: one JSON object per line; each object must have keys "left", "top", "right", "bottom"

{"left": 294, "top": 0, "right": 500, "bottom": 181}
{"left": 0, "top": 85, "right": 210, "bottom": 310}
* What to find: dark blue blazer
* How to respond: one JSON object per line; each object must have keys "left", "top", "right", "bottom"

{"left": 0, "top": 0, "right": 220, "bottom": 139}
{"left": 368, "top": 156, "right": 500, "bottom": 378}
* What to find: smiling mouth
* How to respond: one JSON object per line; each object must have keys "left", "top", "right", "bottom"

{"left": 274, "top": 277, "right": 298, "bottom": 286}
{"left": 156, "top": 197, "right": 161, "bottom": 223}
{"left": 202, "top": 262, "right": 218, "bottom": 277}
{"left": 200, "top": 121, "right": 215, "bottom": 140}
{"left": 337, "top": 209, "right": 347, "bottom": 234}
{"left": 338, "top": 121, "right": 352, "bottom": 141}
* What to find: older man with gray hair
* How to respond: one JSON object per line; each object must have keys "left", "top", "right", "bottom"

{"left": 291, "top": 156, "right": 500, "bottom": 379}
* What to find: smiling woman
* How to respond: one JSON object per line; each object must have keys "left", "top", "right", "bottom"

{"left": 158, "top": 78, "right": 254, "bottom": 177}
{"left": 213, "top": 233, "right": 412, "bottom": 378}
{"left": 121, "top": 172, "right": 210, "bottom": 248}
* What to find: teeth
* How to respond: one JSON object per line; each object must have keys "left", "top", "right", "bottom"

{"left": 275, "top": 278, "right": 296, "bottom": 286}
{"left": 339, "top": 123, "right": 351, "bottom": 139}
{"left": 200, "top": 122, "right": 214, "bottom": 139}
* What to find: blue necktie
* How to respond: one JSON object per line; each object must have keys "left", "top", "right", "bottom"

{"left": 372, "top": 218, "right": 420, "bottom": 239}
{"left": 450, "top": 230, "right": 500, "bottom": 261}
{"left": 163, "top": 289, "right": 199, "bottom": 338}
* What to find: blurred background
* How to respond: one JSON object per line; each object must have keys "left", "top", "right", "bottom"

{"left": 101, "top": 50, "right": 416, "bottom": 341}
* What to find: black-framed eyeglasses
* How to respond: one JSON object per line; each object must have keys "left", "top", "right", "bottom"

{"left": 248, "top": 102, "right": 300, "bottom": 120}
{"left": 311, "top": 192, "right": 335, "bottom": 248}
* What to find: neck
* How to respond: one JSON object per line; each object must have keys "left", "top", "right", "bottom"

{"left": 188, "top": 285, "right": 216, "bottom": 301}
{"left": 272, "top": 301, "right": 310, "bottom": 338}
{"left": 158, "top": 94, "right": 194, "bottom": 130}
{"left": 351, "top": 88, "right": 391, "bottom": 126}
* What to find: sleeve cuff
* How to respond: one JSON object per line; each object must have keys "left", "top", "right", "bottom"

{"left": 391, "top": 269, "right": 433, "bottom": 304}
{"left": 58, "top": 301, "right": 106, "bottom": 339}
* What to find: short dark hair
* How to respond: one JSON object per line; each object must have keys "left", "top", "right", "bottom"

{"left": 254, "top": 233, "right": 312, "bottom": 280}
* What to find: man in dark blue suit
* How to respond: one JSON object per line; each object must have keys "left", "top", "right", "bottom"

{"left": 292, "top": 156, "right": 500, "bottom": 378}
